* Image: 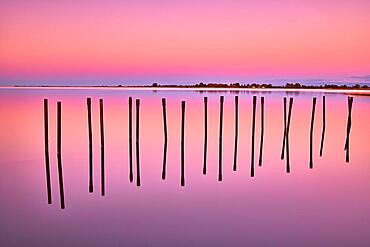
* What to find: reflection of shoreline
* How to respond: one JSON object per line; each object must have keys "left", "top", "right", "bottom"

{"left": 2, "top": 85, "right": 370, "bottom": 95}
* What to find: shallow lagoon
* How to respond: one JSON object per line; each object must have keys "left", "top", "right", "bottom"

{"left": 0, "top": 88, "right": 370, "bottom": 246}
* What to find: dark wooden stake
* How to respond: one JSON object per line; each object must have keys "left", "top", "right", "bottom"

{"left": 251, "top": 96, "right": 257, "bottom": 177}
{"left": 218, "top": 96, "right": 224, "bottom": 181}
{"left": 203, "top": 97, "right": 208, "bottom": 175}
{"left": 136, "top": 99, "right": 141, "bottom": 186}
{"left": 309, "top": 97, "right": 317, "bottom": 169}
{"left": 44, "top": 99, "right": 52, "bottom": 204}
{"left": 161, "top": 98, "right": 168, "bottom": 180}
{"left": 258, "top": 97, "right": 264, "bottom": 166}
{"left": 128, "top": 97, "right": 133, "bottom": 183}
{"left": 181, "top": 101, "right": 185, "bottom": 186}
{"left": 285, "top": 98, "right": 293, "bottom": 173}
{"left": 99, "top": 99, "right": 105, "bottom": 196}
{"left": 233, "top": 96, "right": 239, "bottom": 171}
{"left": 344, "top": 96, "right": 353, "bottom": 163}
{"left": 281, "top": 97, "right": 287, "bottom": 160}
{"left": 57, "top": 101, "right": 65, "bottom": 209}
{"left": 319, "top": 96, "right": 326, "bottom": 157}
{"left": 345, "top": 97, "right": 353, "bottom": 150}
{"left": 87, "top": 98, "right": 93, "bottom": 193}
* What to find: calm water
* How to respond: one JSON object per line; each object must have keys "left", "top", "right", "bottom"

{"left": 0, "top": 88, "right": 370, "bottom": 246}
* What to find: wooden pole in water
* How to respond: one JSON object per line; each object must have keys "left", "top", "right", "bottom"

{"left": 258, "top": 97, "right": 264, "bottom": 167}
{"left": 99, "top": 99, "right": 105, "bottom": 195}
{"left": 345, "top": 97, "right": 353, "bottom": 163}
{"left": 136, "top": 99, "right": 141, "bottom": 186}
{"left": 128, "top": 97, "right": 133, "bottom": 183}
{"left": 344, "top": 96, "right": 353, "bottom": 150}
{"left": 203, "top": 97, "right": 208, "bottom": 175}
{"left": 56, "top": 101, "right": 65, "bottom": 209}
{"left": 161, "top": 98, "right": 168, "bottom": 180}
{"left": 87, "top": 98, "right": 93, "bottom": 193}
{"left": 43, "top": 99, "right": 52, "bottom": 204}
{"left": 218, "top": 96, "right": 224, "bottom": 181}
{"left": 251, "top": 96, "right": 257, "bottom": 177}
{"left": 309, "top": 97, "right": 317, "bottom": 169}
{"left": 99, "top": 99, "right": 105, "bottom": 196}
{"left": 181, "top": 101, "right": 185, "bottom": 186}
{"left": 233, "top": 95, "right": 239, "bottom": 171}
{"left": 285, "top": 98, "right": 293, "bottom": 173}
{"left": 344, "top": 97, "right": 350, "bottom": 151}
{"left": 281, "top": 97, "right": 287, "bottom": 160}
{"left": 319, "top": 96, "right": 326, "bottom": 157}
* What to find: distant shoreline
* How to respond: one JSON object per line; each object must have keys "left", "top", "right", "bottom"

{"left": 0, "top": 83, "right": 370, "bottom": 90}
{"left": 1, "top": 85, "right": 370, "bottom": 95}
{"left": 2, "top": 82, "right": 370, "bottom": 90}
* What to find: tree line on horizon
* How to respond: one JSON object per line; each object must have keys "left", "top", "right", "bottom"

{"left": 144, "top": 82, "right": 368, "bottom": 89}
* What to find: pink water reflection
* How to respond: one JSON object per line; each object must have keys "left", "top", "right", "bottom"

{"left": 0, "top": 88, "right": 370, "bottom": 246}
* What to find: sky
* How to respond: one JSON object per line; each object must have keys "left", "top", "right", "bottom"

{"left": 0, "top": 0, "right": 369, "bottom": 86}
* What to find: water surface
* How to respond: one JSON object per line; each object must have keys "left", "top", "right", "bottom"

{"left": 0, "top": 88, "right": 369, "bottom": 246}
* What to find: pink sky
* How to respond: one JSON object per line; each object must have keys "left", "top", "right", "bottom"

{"left": 0, "top": 0, "right": 369, "bottom": 85}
